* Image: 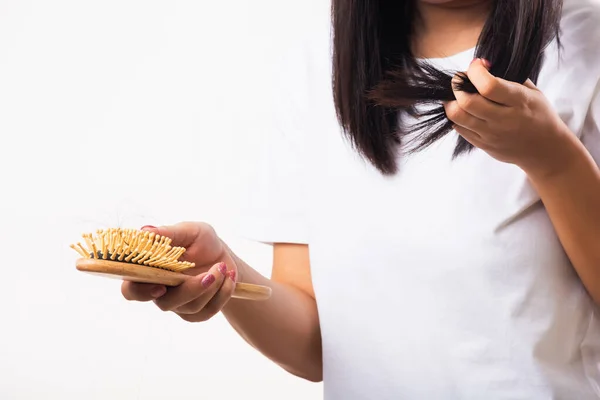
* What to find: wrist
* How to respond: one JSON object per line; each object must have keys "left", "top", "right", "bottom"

{"left": 520, "top": 128, "right": 583, "bottom": 185}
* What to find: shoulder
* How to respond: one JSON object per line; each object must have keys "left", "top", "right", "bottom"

{"left": 544, "top": 0, "right": 600, "bottom": 79}
{"left": 559, "top": 0, "right": 600, "bottom": 55}
{"left": 538, "top": 0, "right": 600, "bottom": 136}
{"left": 561, "top": 0, "right": 600, "bottom": 30}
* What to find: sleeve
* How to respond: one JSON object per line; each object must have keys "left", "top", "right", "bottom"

{"left": 235, "top": 23, "right": 317, "bottom": 245}
{"left": 559, "top": 0, "right": 600, "bottom": 164}
{"left": 581, "top": 79, "right": 600, "bottom": 164}
{"left": 237, "top": 126, "right": 309, "bottom": 245}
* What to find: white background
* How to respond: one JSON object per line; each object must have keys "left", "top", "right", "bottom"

{"left": 0, "top": 1, "right": 324, "bottom": 399}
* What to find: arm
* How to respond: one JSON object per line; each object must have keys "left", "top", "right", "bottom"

{"left": 443, "top": 58, "right": 600, "bottom": 304}
{"left": 222, "top": 243, "right": 323, "bottom": 382}
{"left": 121, "top": 224, "right": 322, "bottom": 382}
{"left": 526, "top": 133, "right": 600, "bottom": 305}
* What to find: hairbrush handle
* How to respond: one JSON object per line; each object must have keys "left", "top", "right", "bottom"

{"left": 76, "top": 258, "right": 272, "bottom": 301}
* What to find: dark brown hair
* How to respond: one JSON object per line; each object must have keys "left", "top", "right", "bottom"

{"left": 331, "top": 0, "right": 563, "bottom": 174}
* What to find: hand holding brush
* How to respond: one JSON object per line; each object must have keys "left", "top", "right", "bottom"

{"left": 72, "top": 222, "right": 272, "bottom": 321}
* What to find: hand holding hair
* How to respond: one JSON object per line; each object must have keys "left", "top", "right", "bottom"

{"left": 444, "top": 58, "right": 577, "bottom": 180}
{"left": 333, "top": 0, "right": 563, "bottom": 174}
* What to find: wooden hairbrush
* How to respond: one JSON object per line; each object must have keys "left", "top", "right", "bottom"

{"left": 70, "top": 228, "right": 271, "bottom": 301}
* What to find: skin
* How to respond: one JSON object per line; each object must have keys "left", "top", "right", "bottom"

{"left": 445, "top": 59, "right": 600, "bottom": 305}
{"left": 121, "top": 223, "right": 321, "bottom": 381}
{"left": 413, "top": 0, "right": 493, "bottom": 59}
{"left": 122, "top": 0, "right": 600, "bottom": 382}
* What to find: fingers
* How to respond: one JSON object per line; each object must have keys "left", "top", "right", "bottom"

{"left": 121, "top": 281, "right": 167, "bottom": 301}
{"left": 178, "top": 271, "right": 236, "bottom": 323}
{"left": 153, "top": 262, "right": 228, "bottom": 312}
{"left": 444, "top": 101, "right": 487, "bottom": 134}
{"left": 140, "top": 222, "right": 222, "bottom": 266}
{"left": 452, "top": 76, "right": 506, "bottom": 121}
{"left": 522, "top": 79, "right": 538, "bottom": 90}
{"left": 454, "top": 125, "right": 486, "bottom": 150}
{"left": 121, "top": 262, "right": 236, "bottom": 322}
{"left": 141, "top": 222, "right": 204, "bottom": 248}
{"left": 465, "top": 58, "right": 525, "bottom": 106}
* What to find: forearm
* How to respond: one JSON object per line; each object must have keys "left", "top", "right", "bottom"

{"left": 527, "top": 135, "right": 600, "bottom": 304}
{"left": 221, "top": 251, "right": 323, "bottom": 382}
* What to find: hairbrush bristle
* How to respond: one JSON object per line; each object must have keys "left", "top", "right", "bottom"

{"left": 70, "top": 228, "right": 195, "bottom": 272}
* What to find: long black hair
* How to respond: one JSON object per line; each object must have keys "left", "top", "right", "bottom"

{"left": 331, "top": 0, "right": 563, "bottom": 174}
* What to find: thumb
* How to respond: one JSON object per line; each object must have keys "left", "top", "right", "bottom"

{"left": 523, "top": 79, "right": 538, "bottom": 90}
{"left": 140, "top": 222, "right": 202, "bottom": 248}
{"left": 140, "top": 225, "right": 159, "bottom": 234}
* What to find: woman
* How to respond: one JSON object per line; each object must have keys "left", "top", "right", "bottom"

{"left": 122, "top": 0, "right": 600, "bottom": 398}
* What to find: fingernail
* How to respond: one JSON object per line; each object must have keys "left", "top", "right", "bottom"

{"left": 227, "top": 270, "right": 236, "bottom": 283}
{"left": 480, "top": 58, "right": 491, "bottom": 69}
{"left": 201, "top": 274, "right": 216, "bottom": 288}
{"left": 140, "top": 225, "right": 157, "bottom": 231}
{"left": 151, "top": 285, "right": 166, "bottom": 298}
{"left": 217, "top": 262, "right": 227, "bottom": 276}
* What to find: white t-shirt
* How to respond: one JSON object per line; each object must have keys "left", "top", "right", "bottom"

{"left": 240, "top": 0, "right": 600, "bottom": 398}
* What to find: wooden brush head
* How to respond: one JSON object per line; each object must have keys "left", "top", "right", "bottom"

{"left": 70, "top": 228, "right": 272, "bottom": 301}
{"left": 70, "top": 228, "right": 195, "bottom": 272}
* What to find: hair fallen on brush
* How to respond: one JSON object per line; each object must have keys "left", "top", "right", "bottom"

{"left": 331, "top": 0, "right": 563, "bottom": 175}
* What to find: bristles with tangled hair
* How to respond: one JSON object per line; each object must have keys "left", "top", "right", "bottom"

{"left": 70, "top": 228, "right": 195, "bottom": 272}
